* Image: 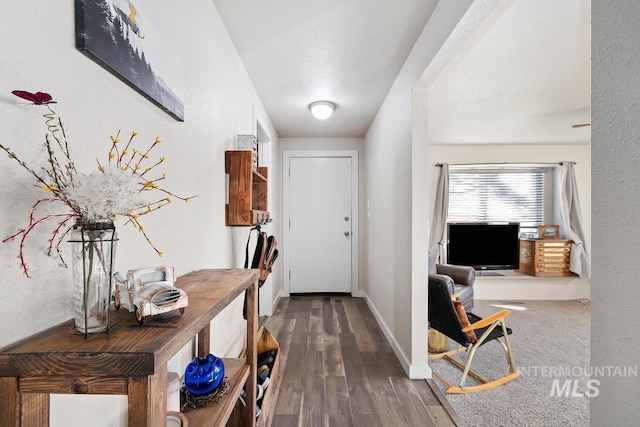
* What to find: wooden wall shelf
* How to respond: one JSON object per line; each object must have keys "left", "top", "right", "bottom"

{"left": 226, "top": 150, "right": 270, "bottom": 226}
{"left": 0, "top": 269, "right": 259, "bottom": 427}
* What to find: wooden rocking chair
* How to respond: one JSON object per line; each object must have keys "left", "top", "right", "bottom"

{"left": 428, "top": 276, "right": 521, "bottom": 393}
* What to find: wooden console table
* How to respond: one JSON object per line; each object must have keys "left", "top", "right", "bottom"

{"left": 0, "top": 268, "right": 258, "bottom": 427}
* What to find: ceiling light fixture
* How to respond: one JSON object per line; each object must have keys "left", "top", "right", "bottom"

{"left": 309, "top": 101, "right": 336, "bottom": 120}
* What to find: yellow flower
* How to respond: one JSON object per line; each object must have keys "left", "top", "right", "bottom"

{"left": 2, "top": 94, "right": 198, "bottom": 277}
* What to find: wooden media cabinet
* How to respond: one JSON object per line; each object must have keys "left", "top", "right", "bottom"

{"left": 518, "top": 238, "right": 576, "bottom": 277}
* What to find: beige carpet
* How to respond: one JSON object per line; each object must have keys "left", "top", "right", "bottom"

{"left": 429, "top": 299, "right": 590, "bottom": 427}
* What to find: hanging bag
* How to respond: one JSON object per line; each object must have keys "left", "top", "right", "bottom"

{"left": 243, "top": 227, "right": 278, "bottom": 319}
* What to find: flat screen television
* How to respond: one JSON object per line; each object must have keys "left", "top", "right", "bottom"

{"left": 447, "top": 222, "right": 520, "bottom": 270}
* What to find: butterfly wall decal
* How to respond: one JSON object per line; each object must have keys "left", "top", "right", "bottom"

{"left": 11, "top": 90, "right": 56, "bottom": 105}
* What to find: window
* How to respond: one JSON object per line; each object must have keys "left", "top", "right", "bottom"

{"left": 448, "top": 165, "right": 552, "bottom": 237}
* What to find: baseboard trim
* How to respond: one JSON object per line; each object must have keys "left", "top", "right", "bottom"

{"left": 475, "top": 277, "right": 591, "bottom": 300}
{"left": 362, "top": 293, "right": 432, "bottom": 380}
{"left": 270, "top": 292, "right": 282, "bottom": 316}
{"left": 426, "top": 379, "right": 467, "bottom": 426}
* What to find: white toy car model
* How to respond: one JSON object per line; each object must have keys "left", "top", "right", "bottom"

{"left": 113, "top": 266, "right": 188, "bottom": 325}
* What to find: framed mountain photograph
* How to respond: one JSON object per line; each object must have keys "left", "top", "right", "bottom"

{"left": 75, "top": 0, "right": 184, "bottom": 121}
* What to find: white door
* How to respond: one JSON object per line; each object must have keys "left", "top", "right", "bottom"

{"left": 287, "top": 154, "right": 356, "bottom": 294}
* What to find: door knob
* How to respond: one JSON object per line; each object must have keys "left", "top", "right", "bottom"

{"left": 344, "top": 231, "right": 350, "bottom": 236}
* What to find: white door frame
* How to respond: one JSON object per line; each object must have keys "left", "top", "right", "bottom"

{"left": 282, "top": 150, "right": 359, "bottom": 297}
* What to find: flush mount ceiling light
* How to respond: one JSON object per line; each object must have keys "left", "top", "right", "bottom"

{"left": 309, "top": 101, "right": 336, "bottom": 120}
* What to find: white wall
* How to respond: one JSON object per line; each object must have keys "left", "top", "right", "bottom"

{"left": 592, "top": 2, "right": 640, "bottom": 424}
{"left": 364, "top": 0, "right": 474, "bottom": 378}
{"left": 0, "top": 1, "right": 278, "bottom": 425}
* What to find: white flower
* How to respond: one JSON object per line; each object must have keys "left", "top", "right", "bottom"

{"left": 1, "top": 92, "right": 197, "bottom": 277}
{"left": 67, "top": 166, "right": 146, "bottom": 222}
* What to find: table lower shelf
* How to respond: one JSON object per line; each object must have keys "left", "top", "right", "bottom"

{"left": 183, "top": 358, "right": 250, "bottom": 426}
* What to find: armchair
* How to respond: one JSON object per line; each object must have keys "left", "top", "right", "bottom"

{"left": 428, "top": 255, "right": 475, "bottom": 312}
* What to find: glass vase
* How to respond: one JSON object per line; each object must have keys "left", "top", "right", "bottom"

{"left": 69, "top": 219, "right": 118, "bottom": 335}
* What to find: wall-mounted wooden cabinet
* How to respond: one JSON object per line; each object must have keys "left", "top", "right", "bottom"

{"left": 226, "top": 150, "right": 270, "bottom": 226}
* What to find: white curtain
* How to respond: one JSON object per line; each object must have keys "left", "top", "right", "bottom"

{"left": 556, "top": 162, "right": 590, "bottom": 277}
{"left": 429, "top": 163, "right": 449, "bottom": 262}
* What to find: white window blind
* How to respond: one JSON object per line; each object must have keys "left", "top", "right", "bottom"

{"left": 448, "top": 168, "right": 545, "bottom": 233}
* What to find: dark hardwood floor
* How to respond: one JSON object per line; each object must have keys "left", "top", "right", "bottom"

{"left": 262, "top": 295, "right": 463, "bottom": 427}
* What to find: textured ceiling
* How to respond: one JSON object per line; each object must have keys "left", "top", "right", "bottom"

{"left": 213, "top": 0, "right": 591, "bottom": 143}
{"left": 212, "top": 0, "right": 439, "bottom": 138}
{"left": 428, "top": 0, "right": 591, "bottom": 144}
